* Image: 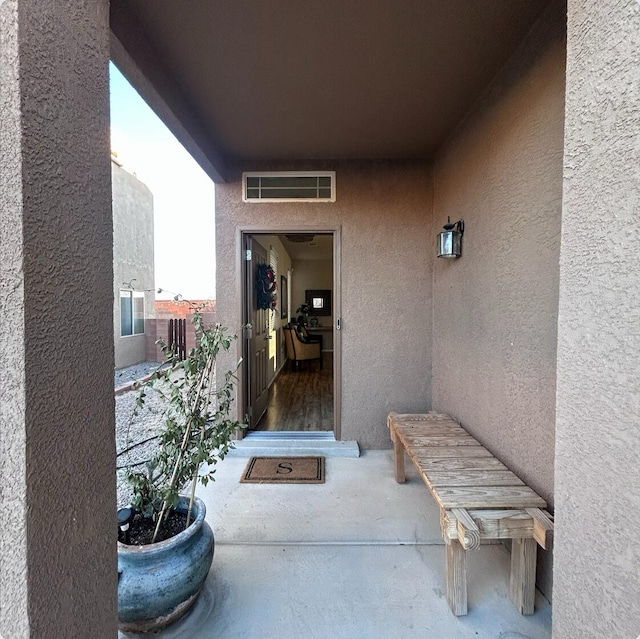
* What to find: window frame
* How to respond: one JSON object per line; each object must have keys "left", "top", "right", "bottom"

{"left": 120, "top": 289, "right": 145, "bottom": 337}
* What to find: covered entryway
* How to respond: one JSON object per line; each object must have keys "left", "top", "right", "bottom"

{"left": 3, "top": 1, "right": 638, "bottom": 636}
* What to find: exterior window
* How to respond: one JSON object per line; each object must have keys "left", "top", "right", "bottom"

{"left": 120, "top": 290, "right": 144, "bottom": 336}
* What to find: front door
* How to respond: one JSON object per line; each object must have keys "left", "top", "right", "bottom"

{"left": 245, "top": 236, "right": 270, "bottom": 428}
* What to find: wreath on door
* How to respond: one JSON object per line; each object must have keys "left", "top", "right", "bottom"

{"left": 255, "top": 263, "right": 277, "bottom": 311}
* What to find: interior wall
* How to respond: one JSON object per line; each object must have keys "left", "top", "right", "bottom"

{"left": 216, "top": 160, "right": 433, "bottom": 448}
{"left": 554, "top": 0, "right": 640, "bottom": 636}
{"left": 291, "top": 258, "right": 333, "bottom": 327}
{"left": 431, "top": 1, "right": 566, "bottom": 598}
{"left": 253, "top": 234, "right": 292, "bottom": 382}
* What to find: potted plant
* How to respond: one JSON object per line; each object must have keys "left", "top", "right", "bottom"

{"left": 116, "top": 305, "right": 245, "bottom": 633}
{"left": 296, "top": 302, "right": 311, "bottom": 325}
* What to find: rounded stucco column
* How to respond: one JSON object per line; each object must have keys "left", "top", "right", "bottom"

{"left": 554, "top": 0, "right": 640, "bottom": 636}
{"left": 0, "top": 0, "right": 116, "bottom": 636}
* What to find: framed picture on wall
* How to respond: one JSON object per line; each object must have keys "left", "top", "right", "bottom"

{"left": 280, "top": 276, "right": 288, "bottom": 319}
{"left": 305, "top": 289, "right": 331, "bottom": 316}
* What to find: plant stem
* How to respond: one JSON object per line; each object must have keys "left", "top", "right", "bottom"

{"left": 116, "top": 435, "right": 161, "bottom": 458}
{"left": 186, "top": 352, "right": 216, "bottom": 527}
{"left": 152, "top": 348, "right": 215, "bottom": 543}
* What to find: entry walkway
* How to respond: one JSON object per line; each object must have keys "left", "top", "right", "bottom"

{"left": 119, "top": 451, "right": 551, "bottom": 639}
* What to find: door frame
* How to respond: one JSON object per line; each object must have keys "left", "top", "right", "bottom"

{"left": 237, "top": 224, "right": 342, "bottom": 440}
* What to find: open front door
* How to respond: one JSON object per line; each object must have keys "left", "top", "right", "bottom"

{"left": 244, "top": 235, "right": 270, "bottom": 428}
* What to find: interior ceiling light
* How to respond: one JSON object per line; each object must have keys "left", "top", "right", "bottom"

{"left": 285, "top": 234, "right": 315, "bottom": 243}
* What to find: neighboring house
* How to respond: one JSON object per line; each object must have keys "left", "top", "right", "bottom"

{"left": 111, "top": 154, "right": 155, "bottom": 369}
{"left": 2, "top": 2, "right": 639, "bottom": 638}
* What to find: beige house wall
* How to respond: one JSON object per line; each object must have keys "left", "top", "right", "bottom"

{"left": 553, "top": 0, "right": 640, "bottom": 636}
{"left": 112, "top": 160, "right": 155, "bottom": 369}
{"left": 430, "top": 2, "right": 566, "bottom": 598}
{"left": 216, "top": 161, "right": 433, "bottom": 448}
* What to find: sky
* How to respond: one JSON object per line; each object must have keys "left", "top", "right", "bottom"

{"left": 109, "top": 62, "right": 216, "bottom": 301}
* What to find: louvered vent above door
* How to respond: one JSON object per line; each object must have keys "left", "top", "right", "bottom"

{"left": 243, "top": 172, "right": 336, "bottom": 202}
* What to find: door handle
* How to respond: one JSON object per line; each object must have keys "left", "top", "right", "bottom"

{"left": 265, "top": 335, "right": 272, "bottom": 340}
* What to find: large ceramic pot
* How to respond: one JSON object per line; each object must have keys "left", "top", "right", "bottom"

{"left": 117, "top": 496, "right": 214, "bottom": 633}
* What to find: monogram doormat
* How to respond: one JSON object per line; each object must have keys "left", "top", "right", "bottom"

{"left": 240, "top": 456, "right": 325, "bottom": 484}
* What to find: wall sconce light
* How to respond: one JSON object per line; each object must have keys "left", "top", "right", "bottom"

{"left": 437, "top": 217, "right": 464, "bottom": 259}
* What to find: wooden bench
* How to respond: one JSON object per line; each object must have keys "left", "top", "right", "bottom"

{"left": 388, "top": 412, "right": 553, "bottom": 616}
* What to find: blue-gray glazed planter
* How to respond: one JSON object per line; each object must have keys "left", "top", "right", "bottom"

{"left": 117, "top": 496, "right": 214, "bottom": 633}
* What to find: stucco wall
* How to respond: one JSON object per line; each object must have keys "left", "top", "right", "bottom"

{"left": 553, "top": 0, "right": 640, "bottom": 636}
{"left": 112, "top": 160, "right": 155, "bottom": 369}
{"left": 0, "top": 1, "right": 29, "bottom": 633}
{"left": 0, "top": 0, "right": 116, "bottom": 636}
{"left": 216, "top": 161, "right": 433, "bottom": 447}
{"left": 431, "top": 2, "right": 566, "bottom": 597}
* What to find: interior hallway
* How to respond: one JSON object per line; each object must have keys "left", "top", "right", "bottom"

{"left": 255, "top": 353, "right": 333, "bottom": 432}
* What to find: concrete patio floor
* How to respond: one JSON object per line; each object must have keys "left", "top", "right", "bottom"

{"left": 119, "top": 450, "right": 551, "bottom": 639}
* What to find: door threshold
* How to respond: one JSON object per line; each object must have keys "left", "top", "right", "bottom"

{"left": 244, "top": 431, "right": 335, "bottom": 441}
{"left": 231, "top": 433, "right": 360, "bottom": 458}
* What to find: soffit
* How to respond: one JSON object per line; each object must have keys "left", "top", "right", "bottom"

{"left": 111, "top": 0, "right": 549, "bottom": 165}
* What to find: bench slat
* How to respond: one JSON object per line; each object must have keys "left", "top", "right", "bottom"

{"left": 421, "top": 470, "right": 525, "bottom": 487}
{"left": 390, "top": 412, "right": 456, "bottom": 422}
{"left": 432, "top": 486, "right": 547, "bottom": 510}
{"left": 410, "top": 457, "right": 509, "bottom": 472}
{"left": 407, "top": 446, "right": 494, "bottom": 459}
{"left": 400, "top": 435, "right": 482, "bottom": 447}
{"left": 394, "top": 423, "right": 466, "bottom": 436}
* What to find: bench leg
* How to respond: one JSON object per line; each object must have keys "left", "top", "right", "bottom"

{"left": 391, "top": 429, "right": 405, "bottom": 483}
{"left": 446, "top": 539, "right": 467, "bottom": 616}
{"left": 509, "top": 538, "right": 537, "bottom": 614}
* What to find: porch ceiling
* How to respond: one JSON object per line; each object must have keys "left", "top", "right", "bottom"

{"left": 110, "top": 0, "right": 550, "bottom": 181}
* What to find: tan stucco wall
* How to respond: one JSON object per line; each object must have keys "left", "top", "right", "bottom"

{"left": 0, "top": 0, "right": 116, "bottom": 636}
{"left": 216, "top": 161, "right": 433, "bottom": 447}
{"left": 431, "top": 2, "right": 566, "bottom": 597}
{"left": 553, "top": 0, "right": 640, "bottom": 636}
{"left": 112, "top": 161, "right": 155, "bottom": 369}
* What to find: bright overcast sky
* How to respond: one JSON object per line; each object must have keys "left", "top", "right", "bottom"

{"left": 109, "top": 63, "right": 216, "bottom": 301}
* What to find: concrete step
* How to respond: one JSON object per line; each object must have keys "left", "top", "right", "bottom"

{"left": 229, "top": 435, "right": 360, "bottom": 458}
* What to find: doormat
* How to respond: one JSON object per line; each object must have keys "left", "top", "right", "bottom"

{"left": 240, "top": 456, "right": 325, "bottom": 484}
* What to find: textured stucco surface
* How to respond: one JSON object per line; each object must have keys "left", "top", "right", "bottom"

{"left": 433, "top": 1, "right": 565, "bottom": 505}
{"left": 0, "top": 0, "right": 29, "bottom": 634}
{"left": 0, "top": 0, "right": 116, "bottom": 636}
{"left": 431, "top": 2, "right": 566, "bottom": 598}
{"left": 112, "top": 160, "right": 155, "bottom": 369}
{"left": 553, "top": 1, "right": 640, "bottom": 636}
{"left": 216, "top": 161, "right": 433, "bottom": 448}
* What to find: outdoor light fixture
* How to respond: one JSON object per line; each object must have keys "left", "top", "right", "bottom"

{"left": 117, "top": 507, "right": 134, "bottom": 545}
{"left": 437, "top": 217, "right": 464, "bottom": 259}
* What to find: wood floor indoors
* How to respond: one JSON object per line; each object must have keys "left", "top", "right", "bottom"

{"left": 254, "top": 353, "right": 333, "bottom": 432}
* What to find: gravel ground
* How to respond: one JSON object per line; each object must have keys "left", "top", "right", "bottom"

{"left": 115, "top": 362, "right": 169, "bottom": 507}
{"left": 114, "top": 361, "right": 166, "bottom": 388}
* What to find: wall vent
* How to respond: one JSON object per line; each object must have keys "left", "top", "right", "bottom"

{"left": 242, "top": 171, "right": 336, "bottom": 203}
